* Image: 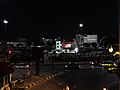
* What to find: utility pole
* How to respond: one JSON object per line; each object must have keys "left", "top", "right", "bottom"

{"left": 118, "top": 0, "right": 120, "bottom": 51}
{"left": 32, "top": 47, "right": 44, "bottom": 76}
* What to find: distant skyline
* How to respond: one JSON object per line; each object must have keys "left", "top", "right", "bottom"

{"left": 0, "top": 0, "right": 118, "bottom": 41}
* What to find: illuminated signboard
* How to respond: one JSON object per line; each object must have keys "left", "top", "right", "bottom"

{"left": 62, "top": 43, "right": 71, "bottom": 48}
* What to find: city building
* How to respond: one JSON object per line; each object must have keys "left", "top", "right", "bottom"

{"left": 75, "top": 34, "right": 84, "bottom": 44}
{"left": 75, "top": 34, "right": 97, "bottom": 44}
{"left": 56, "top": 41, "right": 62, "bottom": 50}
{"left": 62, "top": 41, "right": 78, "bottom": 53}
{"left": 84, "top": 35, "right": 97, "bottom": 43}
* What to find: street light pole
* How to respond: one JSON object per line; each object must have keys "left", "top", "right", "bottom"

{"left": 3, "top": 20, "right": 8, "bottom": 61}
{"left": 79, "top": 24, "right": 83, "bottom": 34}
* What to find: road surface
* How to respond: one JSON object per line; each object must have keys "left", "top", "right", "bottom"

{"left": 27, "top": 63, "right": 119, "bottom": 90}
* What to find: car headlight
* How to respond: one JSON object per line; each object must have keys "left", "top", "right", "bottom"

{"left": 65, "top": 65, "right": 68, "bottom": 68}
{"left": 113, "top": 63, "right": 117, "bottom": 67}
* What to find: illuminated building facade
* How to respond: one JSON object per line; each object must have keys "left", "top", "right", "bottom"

{"left": 84, "top": 35, "right": 97, "bottom": 43}
{"left": 75, "top": 34, "right": 97, "bottom": 44}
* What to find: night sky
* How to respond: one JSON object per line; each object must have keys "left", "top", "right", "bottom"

{"left": 0, "top": 0, "right": 118, "bottom": 41}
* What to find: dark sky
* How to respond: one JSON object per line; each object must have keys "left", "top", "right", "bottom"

{"left": 0, "top": 0, "right": 118, "bottom": 41}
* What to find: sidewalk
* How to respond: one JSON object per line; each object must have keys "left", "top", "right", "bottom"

{"left": 12, "top": 71, "right": 64, "bottom": 90}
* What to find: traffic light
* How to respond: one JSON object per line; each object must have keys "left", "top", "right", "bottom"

{"left": 8, "top": 50, "right": 13, "bottom": 55}
{"left": 8, "top": 50, "right": 13, "bottom": 61}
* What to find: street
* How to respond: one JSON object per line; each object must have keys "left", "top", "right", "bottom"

{"left": 26, "top": 63, "right": 119, "bottom": 90}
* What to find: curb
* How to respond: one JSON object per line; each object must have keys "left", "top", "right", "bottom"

{"left": 13, "top": 71, "right": 64, "bottom": 90}
{"left": 44, "top": 72, "right": 63, "bottom": 80}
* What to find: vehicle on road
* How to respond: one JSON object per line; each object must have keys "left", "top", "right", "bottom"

{"left": 13, "top": 62, "right": 32, "bottom": 69}
{"left": 89, "top": 60, "right": 101, "bottom": 66}
{"left": 64, "top": 64, "right": 80, "bottom": 70}
{"left": 99, "top": 61, "right": 117, "bottom": 68}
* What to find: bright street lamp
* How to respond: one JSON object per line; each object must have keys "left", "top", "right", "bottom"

{"left": 3, "top": 20, "right": 8, "bottom": 24}
{"left": 79, "top": 24, "right": 83, "bottom": 27}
